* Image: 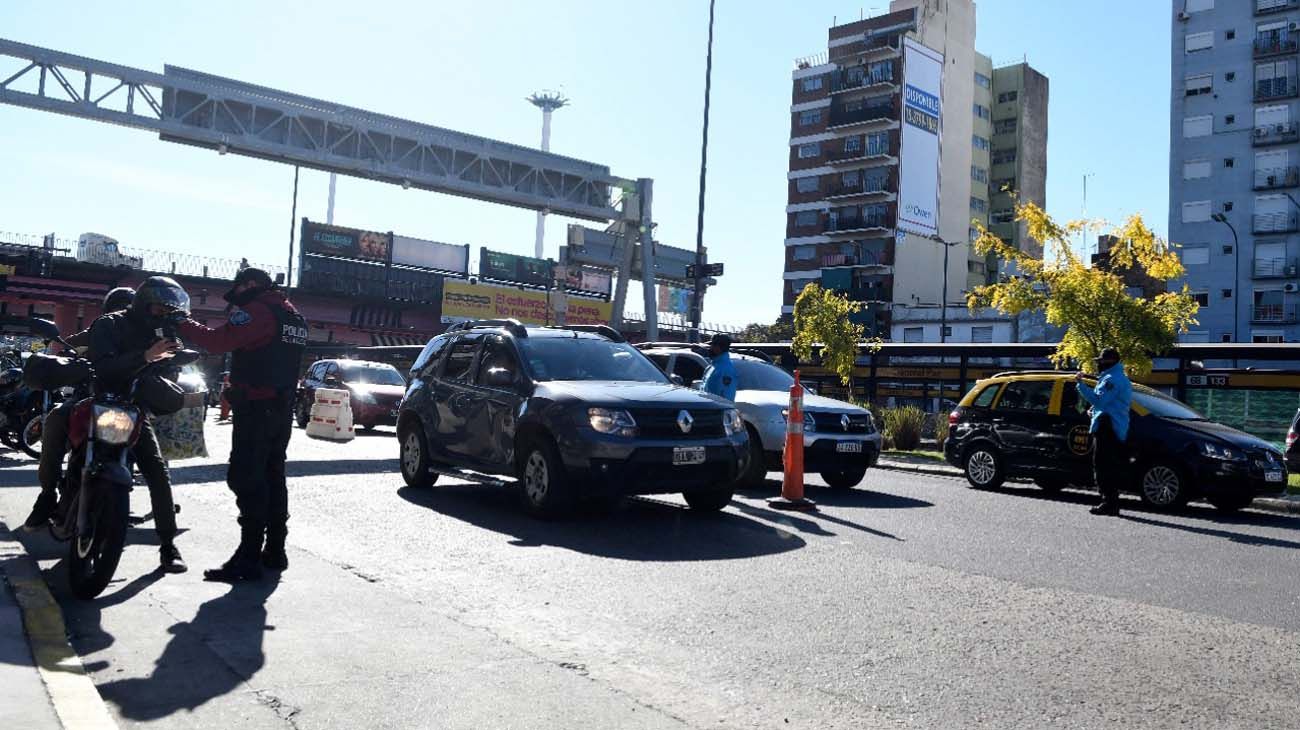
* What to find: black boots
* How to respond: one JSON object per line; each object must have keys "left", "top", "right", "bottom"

{"left": 159, "top": 542, "right": 188, "bottom": 573}
{"left": 22, "top": 489, "right": 58, "bottom": 531}
{"left": 262, "top": 531, "right": 288, "bottom": 572}
{"left": 1090, "top": 503, "right": 1120, "bottom": 516}
{"left": 203, "top": 529, "right": 265, "bottom": 583}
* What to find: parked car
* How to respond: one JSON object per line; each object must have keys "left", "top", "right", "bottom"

{"left": 396, "top": 320, "right": 748, "bottom": 517}
{"left": 1285, "top": 408, "right": 1300, "bottom": 472}
{"left": 637, "top": 343, "right": 880, "bottom": 489}
{"left": 944, "top": 371, "right": 1287, "bottom": 513}
{"left": 297, "top": 359, "right": 406, "bottom": 430}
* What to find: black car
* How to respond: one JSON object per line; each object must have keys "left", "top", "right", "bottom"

{"left": 944, "top": 372, "right": 1286, "bottom": 513}
{"left": 1286, "top": 408, "right": 1300, "bottom": 471}
{"left": 396, "top": 320, "right": 749, "bottom": 516}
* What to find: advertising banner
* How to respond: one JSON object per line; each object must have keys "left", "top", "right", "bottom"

{"left": 563, "top": 266, "right": 613, "bottom": 297}
{"left": 479, "top": 249, "right": 553, "bottom": 288}
{"left": 441, "top": 280, "right": 611, "bottom": 326}
{"left": 657, "top": 284, "right": 691, "bottom": 315}
{"left": 897, "top": 38, "right": 943, "bottom": 238}
{"left": 301, "top": 219, "right": 391, "bottom": 262}
{"left": 392, "top": 235, "right": 469, "bottom": 275}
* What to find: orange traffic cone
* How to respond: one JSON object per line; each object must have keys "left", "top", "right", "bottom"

{"left": 769, "top": 370, "right": 817, "bottom": 512}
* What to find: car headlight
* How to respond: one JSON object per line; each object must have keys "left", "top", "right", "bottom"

{"left": 588, "top": 408, "right": 638, "bottom": 437}
{"left": 864, "top": 412, "right": 877, "bottom": 434}
{"left": 353, "top": 389, "right": 376, "bottom": 404}
{"left": 1200, "top": 442, "right": 1244, "bottom": 461}
{"left": 94, "top": 405, "right": 138, "bottom": 445}
{"left": 723, "top": 408, "right": 744, "bottom": 436}
{"left": 779, "top": 410, "right": 817, "bottom": 429}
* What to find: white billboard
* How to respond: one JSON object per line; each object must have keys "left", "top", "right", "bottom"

{"left": 391, "top": 235, "right": 469, "bottom": 275}
{"left": 897, "top": 37, "right": 943, "bottom": 238}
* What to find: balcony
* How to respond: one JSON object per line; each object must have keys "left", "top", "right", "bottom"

{"left": 1254, "top": 166, "right": 1300, "bottom": 190}
{"left": 828, "top": 100, "right": 897, "bottom": 129}
{"left": 1253, "top": 122, "right": 1300, "bottom": 146}
{"left": 826, "top": 141, "right": 897, "bottom": 163}
{"left": 1255, "top": 78, "right": 1300, "bottom": 102}
{"left": 1254, "top": 33, "right": 1300, "bottom": 58}
{"left": 831, "top": 63, "right": 898, "bottom": 94}
{"left": 846, "top": 286, "right": 893, "bottom": 303}
{"left": 1252, "top": 304, "right": 1298, "bottom": 323}
{"left": 824, "top": 215, "right": 895, "bottom": 234}
{"left": 1257, "top": 0, "right": 1300, "bottom": 16}
{"left": 1253, "top": 257, "right": 1299, "bottom": 278}
{"left": 826, "top": 177, "right": 897, "bottom": 200}
{"left": 829, "top": 34, "right": 901, "bottom": 63}
{"left": 1253, "top": 212, "right": 1300, "bottom": 233}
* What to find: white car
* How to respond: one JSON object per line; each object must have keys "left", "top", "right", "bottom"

{"left": 638, "top": 345, "right": 882, "bottom": 489}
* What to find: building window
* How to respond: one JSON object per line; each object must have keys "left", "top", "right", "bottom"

{"left": 1221, "top": 333, "right": 1232, "bottom": 342}
{"left": 796, "top": 176, "right": 819, "bottom": 193}
{"left": 1192, "top": 291, "right": 1210, "bottom": 307}
{"left": 974, "top": 72, "right": 991, "bottom": 89}
{"left": 992, "top": 148, "right": 1018, "bottom": 165}
{"left": 997, "top": 91, "right": 1018, "bottom": 103}
{"left": 1182, "top": 200, "right": 1213, "bottom": 222}
{"left": 971, "top": 166, "right": 988, "bottom": 183}
{"left": 794, "top": 210, "right": 819, "bottom": 228}
{"left": 903, "top": 327, "right": 924, "bottom": 343}
{"left": 1224, "top": 201, "right": 1234, "bottom": 211}
{"left": 1253, "top": 333, "right": 1284, "bottom": 343}
{"left": 1185, "top": 31, "right": 1214, "bottom": 53}
{"left": 801, "top": 76, "right": 823, "bottom": 92}
{"left": 798, "top": 109, "right": 822, "bottom": 126}
{"left": 972, "top": 134, "right": 990, "bottom": 150}
{"left": 843, "top": 136, "right": 862, "bottom": 154}
{"left": 969, "top": 226, "right": 981, "bottom": 241}
{"left": 1225, "top": 157, "right": 1235, "bottom": 168}
{"left": 971, "top": 326, "right": 994, "bottom": 343}
{"left": 991, "top": 209, "right": 1015, "bottom": 224}
{"left": 970, "top": 197, "right": 987, "bottom": 213}
{"left": 1184, "top": 159, "right": 1212, "bottom": 179}
{"left": 1186, "top": 74, "right": 1213, "bottom": 96}
{"left": 792, "top": 245, "right": 817, "bottom": 261}
{"left": 1182, "top": 246, "right": 1210, "bottom": 265}
{"left": 993, "top": 118, "right": 1017, "bottom": 135}
{"left": 1226, "top": 29, "right": 1236, "bottom": 41}
{"left": 1224, "top": 244, "right": 1234, "bottom": 254}
{"left": 865, "top": 131, "right": 891, "bottom": 156}
{"left": 1223, "top": 288, "right": 1234, "bottom": 298}
{"left": 1226, "top": 71, "right": 1236, "bottom": 82}
{"left": 1226, "top": 114, "right": 1236, "bottom": 125}
{"left": 797, "top": 142, "right": 820, "bottom": 159}
{"left": 1256, "top": 60, "right": 1295, "bottom": 99}
{"left": 973, "top": 103, "right": 990, "bottom": 120}
{"left": 841, "top": 170, "right": 860, "bottom": 187}
{"left": 1186, "top": 0, "right": 1213, "bottom": 11}
{"left": 992, "top": 177, "right": 1016, "bottom": 193}
{"left": 1183, "top": 115, "right": 1213, "bottom": 138}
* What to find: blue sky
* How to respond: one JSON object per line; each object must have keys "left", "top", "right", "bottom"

{"left": 0, "top": 1, "right": 1170, "bottom": 326}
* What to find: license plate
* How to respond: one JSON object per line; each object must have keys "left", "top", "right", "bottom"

{"left": 672, "top": 446, "right": 706, "bottom": 466}
{"left": 1266, "top": 470, "right": 1283, "bottom": 483}
{"left": 836, "top": 441, "right": 863, "bottom": 453}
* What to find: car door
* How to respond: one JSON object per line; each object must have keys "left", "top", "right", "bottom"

{"left": 670, "top": 354, "right": 707, "bottom": 389}
{"left": 989, "top": 379, "right": 1057, "bottom": 471}
{"left": 432, "top": 334, "right": 482, "bottom": 459}
{"left": 1053, "top": 383, "right": 1096, "bottom": 483}
{"left": 469, "top": 335, "right": 527, "bottom": 469}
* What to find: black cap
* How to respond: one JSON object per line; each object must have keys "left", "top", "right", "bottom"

{"left": 232, "top": 267, "right": 275, "bottom": 289}
{"left": 708, "top": 333, "right": 732, "bottom": 350}
{"left": 1094, "top": 347, "right": 1121, "bottom": 366}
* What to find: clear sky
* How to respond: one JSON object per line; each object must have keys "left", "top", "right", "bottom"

{"left": 0, "top": 0, "right": 1170, "bottom": 327}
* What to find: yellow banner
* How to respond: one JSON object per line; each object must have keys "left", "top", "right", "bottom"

{"left": 441, "top": 280, "right": 611, "bottom": 326}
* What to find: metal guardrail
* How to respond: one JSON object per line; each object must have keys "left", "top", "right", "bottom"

{"left": 1253, "top": 122, "right": 1300, "bottom": 146}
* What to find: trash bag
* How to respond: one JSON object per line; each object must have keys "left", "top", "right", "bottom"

{"left": 154, "top": 404, "right": 208, "bottom": 461}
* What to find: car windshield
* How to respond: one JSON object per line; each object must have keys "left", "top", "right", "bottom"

{"left": 1132, "top": 385, "right": 1205, "bottom": 420}
{"left": 519, "top": 337, "right": 669, "bottom": 383}
{"left": 340, "top": 364, "right": 405, "bottom": 386}
{"left": 733, "top": 359, "right": 795, "bottom": 392}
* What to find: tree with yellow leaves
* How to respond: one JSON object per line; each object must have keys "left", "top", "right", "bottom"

{"left": 968, "top": 202, "right": 1199, "bottom": 376}
{"left": 792, "top": 283, "right": 881, "bottom": 394}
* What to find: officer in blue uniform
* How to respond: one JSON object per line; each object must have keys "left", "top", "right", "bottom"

{"left": 701, "top": 333, "right": 739, "bottom": 401}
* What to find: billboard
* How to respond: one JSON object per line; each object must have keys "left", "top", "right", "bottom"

{"left": 392, "top": 235, "right": 469, "bottom": 275}
{"left": 479, "top": 249, "right": 554, "bottom": 288}
{"left": 897, "top": 38, "right": 943, "bottom": 238}
{"left": 301, "top": 219, "right": 391, "bottom": 262}
{"left": 441, "top": 280, "right": 612, "bottom": 326}
{"left": 562, "top": 266, "right": 613, "bottom": 298}
{"left": 657, "top": 284, "right": 691, "bottom": 315}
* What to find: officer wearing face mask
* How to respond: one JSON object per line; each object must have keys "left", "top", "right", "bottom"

{"left": 177, "top": 268, "right": 307, "bottom": 583}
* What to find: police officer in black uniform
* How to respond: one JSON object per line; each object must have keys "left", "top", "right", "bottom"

{"left": 179, "top": 268, "right": 307, "bottom": 582}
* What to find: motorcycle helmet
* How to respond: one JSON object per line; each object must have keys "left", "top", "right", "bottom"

{"left": 0, "top": 368, "right": 22, "bottom": 387}
{"left": 132, "top": 276, "right": 191, "bottom": 326}
{"left": 136, "top": 373, "right": 186, "bottom": 416}
{"left": 102, "top": 286, "right": 135, "bottom": 314}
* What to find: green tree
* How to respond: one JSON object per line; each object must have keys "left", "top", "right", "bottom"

{"left": 968, "top": 202, "right": 1199, "bottom": 376}
{"left": 736, "top": 316, "right": 794, "bottom": 343}
{"left": 792, "top": 284, "right": 879, "bottom": 393}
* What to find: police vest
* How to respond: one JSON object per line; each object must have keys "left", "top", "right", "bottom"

{"left": 230, "top": 300, "right": 308, "bottom": 391}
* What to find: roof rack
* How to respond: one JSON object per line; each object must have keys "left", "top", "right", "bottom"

{"left": 447, "top": 319, "right": 528, "bottom": 337}
{"left": 634, "top": 341, "right": 710, "bottom": 355}
{"left": 557, "top": 324, "right": 625, "bottom": 343}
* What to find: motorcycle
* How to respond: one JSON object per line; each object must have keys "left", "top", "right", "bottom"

{"left": 0, "top": 351, "right": 52, "bottom": 458}
{"left": 23, "top": 318, "right": 198, "bottom": 599}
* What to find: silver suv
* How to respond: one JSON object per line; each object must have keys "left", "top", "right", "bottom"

{"left": 639, "top": 345, "right": 881, "bottom": 489}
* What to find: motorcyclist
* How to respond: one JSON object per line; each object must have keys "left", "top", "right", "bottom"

{"left": 24, "top": 286, "right": 136, "bottom": 530}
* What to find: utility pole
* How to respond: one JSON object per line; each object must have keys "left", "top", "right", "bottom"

{"left": 689, "top": 0, "right": 717, "bottom": 344}
{"left": 528, "top": 91, "right": 569, "bottom": 260}
{"left": 1081, "top": 172, "right": 1095, "bottom": 262}
{"left": 933, "top": 236, "right": 962, "bottom": 343}
{"left": 1212, "top": 213, "right": 1240, "bottom": 344}
{"left": 287, "top": 165, "right": 299, "bottom": 288}
{"left": 327, "top": 172, "right": 337, "bottom": 225}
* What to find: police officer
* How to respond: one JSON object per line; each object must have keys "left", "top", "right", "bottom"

{"left": 178, "top": 268, "right": 307, "bottom": 582}
{"left": 1076, "top": 347, "right": 1133, "bottom": 516}
{"left": 701, "top": 333, "right": 739, "bottom": 400}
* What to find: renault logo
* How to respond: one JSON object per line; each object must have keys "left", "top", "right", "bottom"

{"left": 841, "top": 414, "right": 851, "bottom": 431}
{"left": 677, "top": 410, "right": 694, "bottom": 434}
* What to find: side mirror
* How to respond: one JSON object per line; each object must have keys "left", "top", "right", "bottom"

{"left": 485, "top": 367, "right": 515, "bottom": 388}
{"left": 28, "top": 317, "right": 61, "bottom": 342}
{"left": 670, "top": 374, "right": 685, "bottom": 386}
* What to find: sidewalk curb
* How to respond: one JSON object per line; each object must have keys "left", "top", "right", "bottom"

{"left": 0, "top": 526, "right": 117, "bottom": 730}
{"left": 875, "top": 462, "right": 1300, "bottom": 515}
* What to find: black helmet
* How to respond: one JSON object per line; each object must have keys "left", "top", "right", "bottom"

{"left": 102, "top": 287, "right": 135, "bottom": 313}
{"left": 132, "top": 276, "right": 191, "bottom": 322}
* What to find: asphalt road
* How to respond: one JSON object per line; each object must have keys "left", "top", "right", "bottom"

{"left": 1, "top": 418, "right": 1298, "bottom": 729}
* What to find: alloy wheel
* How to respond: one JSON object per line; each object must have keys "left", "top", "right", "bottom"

{"left": 967, "top": 450, "right": 997, "bottom": 486}
{"left": 524, "top": 451, "right": 549, "bottom": 505}
{"left": 401, "top": 432, "right": 421, "bottom": 477}
{"left": 1141, "top": 465, "right": 1181, "bottom": 506}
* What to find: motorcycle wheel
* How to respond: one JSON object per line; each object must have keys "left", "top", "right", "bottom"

{"left": 19, "top": 414, "right": 42, "bottom": 459}
{"left": 67, "top": 481, "right": 131, "bottom": 600}
{"left": 0, "top": 431, "right": 16, "bottom": 449}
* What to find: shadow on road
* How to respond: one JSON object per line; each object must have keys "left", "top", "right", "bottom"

{"left": 397, "top": 484, "right": 806, "bottom": 561}
{"left": 95, "top": 576, "right": 281, "bottom": 722}
{"left": 1120, "top": 513, "right": 1300, "bottom": 549}
{"left": 169, "top": 458, "right": 399, "bottom": 484}
{"left": 982, "top": 482, "right": 1300, "bottom": 529}
{"left": 737, "top": 478, "right": 933, "bottom": 510}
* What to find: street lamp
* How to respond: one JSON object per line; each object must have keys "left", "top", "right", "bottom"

{"left": 689, "top": 0, "right": 717, "bottom": 344}
{"left": 931, "top": 235, "right": 964, "bottom": 343}
{"left": 1211, "top": 213, "right": 1239, "bottom": 343}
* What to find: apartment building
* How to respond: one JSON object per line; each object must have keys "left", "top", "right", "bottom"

{"left": 1170, "top": 0, "right": 1300, "bottom": 343}
{"left": 784, "top": 0, "right": 1048, "bottom": 342}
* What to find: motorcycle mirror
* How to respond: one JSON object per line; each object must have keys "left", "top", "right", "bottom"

{"left": 27, "top": 317, "right": 61, "bottom": 341}
{"left": 169, "top": 349, "right": 203, "bottom": 367}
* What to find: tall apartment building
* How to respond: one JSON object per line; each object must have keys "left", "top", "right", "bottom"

{"left": 784, "top": 0, "right": 1048, "bottom": 342}
{"left": 1169, "top": 0, "right": 1300, "bottom": 344}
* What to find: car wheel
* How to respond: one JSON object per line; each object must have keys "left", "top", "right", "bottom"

{"left": 516, "top": 437, "right": 573, "bottom": 518}
{"left": 820, "top": 467, "right": 867, "bottom": 490}
{"left": 739, "top": 426, "right": 767, "bottom": 487}
{"left": 1207, "top": 493, "right": 1253, "bottom": 513}
{"left": 683, "top": 486, "right": 734, "bottom": 512}
{"left": 296, "top": 399, "right": 311, "bottom": 429}
{"left": 1138, "top": 462, "right": 1188, "bottom": 509}
{"left": 398, "top": 423, "right": 437, "bottom": 489}
{"left": 1033, "top": 477, "right": 1068, "bottom": 493}
{"left": 963, "top": 445, "right": 1004, "bottom": 489}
